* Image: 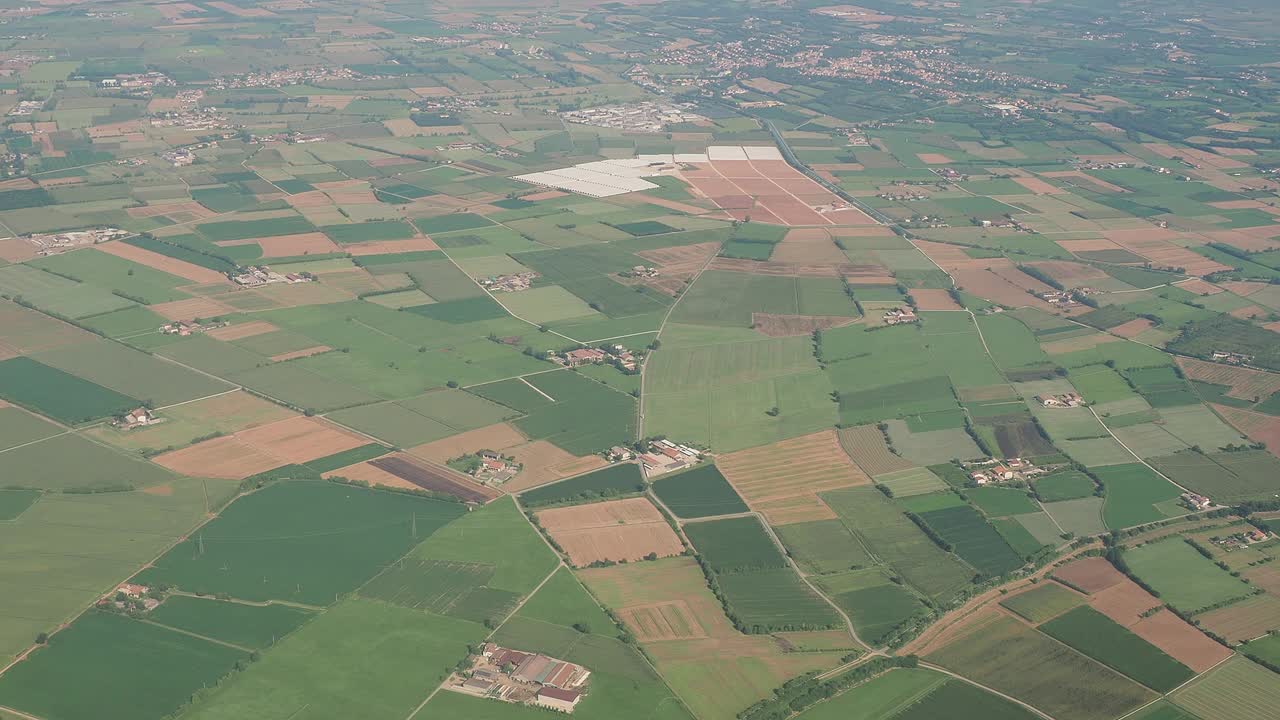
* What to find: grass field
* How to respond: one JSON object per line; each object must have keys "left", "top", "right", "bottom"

{"left": 892, "top": 678, "right": 1040, "bottom": 720}
{"left": 328, "top": 388, "right": 515, "bottom": 448}
{"left": 815, "top": 568, "right": 926, "bottom": 645}
{"left": 792, "top": 668, "right": 947, "bottom": 720}
{"left": 2, "top": 431, "right": 175, "bottom": 490}
{"left": 1000, "top": 582, "right": 1084, "bottom": 623}
{"left": 1041, "top": 497, "right": 1107, "bottom": 537}
{"left": 518, "top": 463, "right": 645, "bottom": 507}
{"left": 1040, "top": 606, "right": 1195, "bottom": 692}
{"left": 1094, "top": 463, "right": 1183, "bottom": 529}
{"left": 137, "top": 481, "right": 464, "bottom": 604}
{"left": 1122, "top": 538, "right": 1254, "bottom": 613}
{"left": 1035, "top": 471, "right": 1096, "bottom": 502}
{"left": 182, "top": 599, "right": 483, "bottom": 720}
{"left": 876, "top": 467, "right": 948, "bottom": 497}
{"left": 0, "top": 611, "right": 246, "bottom": 720}
{"left": 966, "top": 487, "right": 1041, "bottom": 517}
{"left": 927, "top": 612, "right": 1154, "bottom": 720}
{"left": 1171, "top": 657, "right": 1280, "bottom": 720}
{"left": 510, "top": 370, "right": 636, "bottom": 455}
{"left": 684, "top": 516, "right": 786, "bottom": 573}
{"left": 513, "top": 566, "right": 616, "bottom": 635}
{"left": 651, "top": 464, "right": 749, "bottom": 518}
{"left": 0, "top": 406, "right": 60, "bottom": 451}
{"left": 147, "top": 596, "right": 314, "bottom": 650}
{"left": 359, "top": 556, "right": 517, "bottom": 624}
{"left": 0, "top": 356, "right": 138, "bottom": 424}
{"left": 822, "top": 486, "right": 972, "bottom": 601}
{"left": 1150, "top": 450, "right": 1280, "bottom": 505}
{"left": 716, "top": 568, "right": 841, "bottom": 632}
{"left": 34, "top": 337, "right": 235, "bottom": 407}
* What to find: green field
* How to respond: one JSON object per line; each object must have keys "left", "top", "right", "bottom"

{"left": 182, "top": 599, "right": 482, "bottom": 720}
{"left": 30, "top": 249, "right": 192, "bottom": 304}
{"left": 0, "top": 611, "right": 246, "bottom": 720}
{"left": 927, "top": 613, "right": 1154, "bottom": 720}
{"left": 776, "top": 519, "right": 875, "bottom": 574}
{"left": 715, "top": 568, "right": 841, "bottom": 632}
{"left": 1122, "top": 538, "right": 1254, "bottom": 613}
{"left": 1040, "top": 606, "right": 1195, "bottom": 692}
{"left": 966, "top": 487, "right": 1041, "bottom": 517}
{"left": 822, "top": 486, "right": 972, "bottom": 601}
{"left": 815, "top": 568, "right": 926, "bottom": 645}
{"left": 684, "top": 516, "right": 786, "bottom": 573}
{"left": 359, "top": 557, "right": 518, "bottom": 625}
{"left": 518, "top": 463, "right": 646, "bottom": 507}
{"left": 1094, "top": 463, "right": 1183, "bottom": 529}
{"left": 0, "top": 406, "right": 60, "bottom": 451}
{"left": 147, "top": 596, "right": 314, "bottom": 650}
{"left": 792, "top": 668, "right": 947, "bottom": 720}
{"left": 918, "top": 505, "right": 1024, "bottom": 577}
{"left": 1035, "top": 471, "right": 1096, "bottom": 502}
{"left": 1150, "top": 450, "right": 1280, "bottom": 505}
{"left": 137, "top": 481, "right": 464, "bottom": 604}
{"left": 651, "top": 463, "right": 749, "bottom": 518}
{"left": 512, "top": 566, "right": 616, "bottom": 635}
{"left": 1171, "top": 657, "right": 1280, "bottom": 720}
{"left": 510, "top": 370, "right": 636, "bottom": 455}
{"left": 893, "top": 678, "right": 1040, "bottom": 720}
{"left": 328, "top": 388, "right": 516, "bottom": 448}
{"left": 1000, "top": 582, "right": 1084, "bottom": 623}
{"left": 0, "top": 356, "right": 138, "bottom": 424}
{"left": 2, "top": 431, "right": 174, "bottom": 491}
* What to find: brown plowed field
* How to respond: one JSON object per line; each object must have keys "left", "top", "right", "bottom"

{"left": 1244, "top": 563, "right": 1280, "bottom": 595}
{"left": 916, "top": 153, "right": 952, "bottom": 164}
{"left": 1025, "top": 261, "right": 1111, "bottom": 288}
{"left": 836, "top": 424, "right": 915, "bottom": 476}
{"left": 910, "top": 288, "right": 964, "bottom": 311}
{"left": 1216, "top": 406, "right": 1280, "bottom": 458}
{"left": 912, "top": 239, "right": 976, "bottom": 270}
{"left": 1179, "top": 357, "right": 1280, "bottom": 400}
{"left": 1013, "top": 177, "right": 1064, "bottom": 195}
{"left": 149, "top": 297, "right": 235, "bottom": 321}
{"left": 408, "top": 423, "right": 528, "bottom": 463}
{"left": 1104, "top": 230, "right": 1232, "bottom": 276}
{"left": 323, "top": 460, "right": 421, "bottom": 491}
{"left": 1052, "top": 556, "right": 1125, "bottom": 593}
{"left": 1197, "top": 594, "right": 1280, "bottom": 644}
{"left": 718, "top": 430, "right": 871, "bottom": 525}
{"left": 1175, "top": 278, "right": 1225, "bottom": 295}
{"left": 205, "top": 321, "right": 278, "bottom": 341}
{"left": 247, "top": 232, "right": 341, "bottom": 257}
{"left": 1131, "top": 609, "right": 1233, "bottom": 673}
{"left": 1090, "top": 582, "right": 1162, "bottom": 626}
{"left": 752, "top": 313, "right": 856, "bottom": 337}
{"left": 499, "top": 441, "right": 608, "bottom": 493}
{"left": 345, "top": 237, "right": 440, "bottom": 255}
{"left": 0, "top": 238, "right": 37, "bottom": 263}
{"left": 952, "top": 267, "right": 1058, "bottom": 311}
{"left": 95, "top": 242, "right": 230, "bottom": 284}
{"left": 770, "top": 228, "right": 849, "bottom": 265}
{"left": 536, "top": 497, "right": 684, "bottom": 567}
{"left": 369, "top": 454, "right": 499, "bottom": 503}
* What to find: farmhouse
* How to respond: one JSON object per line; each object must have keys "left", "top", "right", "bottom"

{"left": 1181, "top": 492, "right": 1212, "bottom": 511}
{"left": 883, "top": 307, "right": 918, "bottom": 325}
{"left": 231, "top": 266, "right": 313, "bottom": 287}
{"left": 535, "top": 687, "right": 582, "bottom": 712}
{"left": 113, "top": 407, "right": 161, "bottom": 430}
{"left": 1211, "top": 350, "right": 1251, "bottom": 365}
{"left": 639, "top": 439, "right": 701, "bottom": 476}
{"left": 479, "top": 271, "right": 538, "bottom": 292}
{"left": 1037, "top": 392, "right": 1084, "bottom": 408}
{"left": 160, "top": 319, "right": 228, "bottom": 336}
{"left": 560, "top": 348, "right": 607, "bottom": 367}
{"left": 967, "top": 457, "right": 1040, "bottom": 485}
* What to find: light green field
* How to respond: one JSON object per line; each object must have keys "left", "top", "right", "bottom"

{"left": 1041, "top": 497, "right": 1106, "bottom": 537}
{"left": 1172, "top": 657, "right": 1280, "bottom": 720}
{"left": 1123, "top": 538, "right": 1253, "bottom": 613}
{"left": 496, "top": 285, "right": 601, "bottom": 324}
{"left": 876, "top": 467, "right": 949, "bottom": 497}
{"left": 884, "top": 420, "right": 983, "bottom": 465}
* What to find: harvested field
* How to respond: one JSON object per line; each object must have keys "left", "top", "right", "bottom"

{"left": 1176, "top": 278, "right": 1224, "bottom": 295}
{"left": 96, "top": 242, "right": 229, "bottom": 284}
{"left": 1104, "top": 230, "right": 1232, "bottom": 276}
{"left": 1178, "top": 357, "right": 1280, "bottom": 400}
{"left": 1132, "top": 609, "right": 1234, "bottom": 672}
{"left": 1054, "top": 556, "right": 1126, "bottom": 594}
{"left": 205, "top": 321, "right": 277, "bottom": 341}
{"left": 152, "top": 435, "right": 283, "bottom": 478}
{"left": 707, "top": 257, "right": 843, "bottom": 278}
{"left": 837, "top": 424, "right": 915, "bottom": 476}
{"left": 632, "top": 242, "right": 721, "bottom": 295}
{"left": 911, "top": 288, "right": 964, "bottom": 311}
{"left": 322, "top": 460, "right": 420, "bottom": 491}
{"left": 1214, "top": 406, "right": 1280, "bottom": 458}
{"left": 1244, "top": 563, "right": 1280, "bottom": 596}
{"left": 536, "top": 497, "right": 684, "bottom": 566}
{"left": 1026, "top": 261, "right": 1111, "bottom": 288}
{"left": 149, "top": 297, "right": 235, "bottom": 321}
{"left": 345, "top": 237, "right": 440, "bottom": 255}
{"left": 369, "top": 454, "right": 499, "bottom": 503}
{"left": 751, "top": 312, "right": 856, "bottom": 337}
{"left": 1171, "top": 656, "right": 1280, "bottom": 720}
{"left": 1090, "top": 582, "right": 1162, "bottom": 626}
{"left": 770, "top": 228, "right": 849, "bottom": 265}
{"left": 717, "top": 430, "right": 872, "bottom": 525}
{"left": 1013, "top": 177, "right": 1064, "bottom": 194}
{"left": 407, "top": 422, "right": 527, "bottom": 463}
{"left": 617, "top": 600, "right": 708, "bottom": 641}
{"left": 953, "top": 267, "right": 1059, "bottom": 311}
{"left": 235, "top": 416, "right": 366, "bottom": 464}
{"left": 1041, "top": 333, "right": 1121, "bottom": 354}
{"left": 916, "top": 153, "right": 953, "bottom": 164}
{"left": 1197, "top": 594, "right": 1280, "bottom": 644}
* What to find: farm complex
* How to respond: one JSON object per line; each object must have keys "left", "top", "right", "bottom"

{"left": 0, "top": 2, "right": 1279, "bottom": 720}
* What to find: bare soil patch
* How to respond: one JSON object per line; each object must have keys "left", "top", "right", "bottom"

{"left": 1109, "top": 318, "right": 1155, "bottom": 339}
{"left": 205, "top": 321, "right": 278, "bottom": 341}
{"left": 345, "top": 237, "right": 440, "bottom": 256}
{"left": 323, "top": 460, "right": 421, "bottom": 491}
{"left": 409, "top": 422, "right": 528, "bottom": 463}
{"left": 1132, "top": 609, "right": 1233, "bottom": 672}
{"left": 1013, "top": 176, "right": 1063, "bottom": 195}
{"left": 249, "top": 232, "right": 341, "bottom": 257}
{"left": 152, "top": 436, "right": 283, "bottom": 479}
{"left": 1090, "top": 582, "right": 1161, "bottom": 626}
{"left": 536, "top": 497, "right": 684, "bottom": 566}
{"left": 270, "top": 346, "right": 332, "bottom": 362}
{"left": 1212, "top": 406, "right": 1280, "bottom": 461}
{"left": 500, "top": 441, "right": 608, "bottom": 493}
{"left": 236, "top": 416, "right": 367, "bottom": 464}
{"left": 916, "top": 153, "right": 953, "bottom": 164}
{"left": 910, "top": 288, "right": 963, "bottom": 311}
{"left": 150, "top": 297, "right": 236, "bottom": 321}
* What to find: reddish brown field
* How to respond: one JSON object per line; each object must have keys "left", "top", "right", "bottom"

{"left": 952, "top": 267, "right": 1058, "bottom": 311}
{"left": 1109, "top": 318, "right": 1156, "bottom": 339}
{"left": 1053, "top": 556, "right": 1125, "bottom": 593}
{"left": 1104, "top": 229, "right": 1233, "bottom": 276}
{"left": 717, "top": 430, "right": 871, "bottom": 525}
{"left": 536, "top": 497, "right": 684, "bottom": 567}
{"left": 1244, "top": 563, "right": 1280, "bottom": 596}
{"left": 95, "top": 242, "right": 230, "bottom": 284}
{"left": 1230, "top": 305, "right": 1268, "bottom": 320}
{"left": 369, "top": 454, "right": 499, "bottom": 503}
{"left": 0, "top": 238, "right": 38, "bottom": 263}
{"left": 770, "top": 228, "right": 849, "bottom": 265}
{"left": 910, "top": 288, "right": 963, "bottom": 311}
{"left": 345, "top": 237, "right": 440, "bottom": 255}
{"left": 323, "top": 460, "right": 421, "bottom": 491}
{"left": 912, "top": 239, "right": 978, "bottom": 270}
{"left": 1090, "top": 582, "right": 1162, "bottom": 625}
{"left": 1197, "top": 594, "right": 1280, "bottom": 644}
{"left": 1213, "top": 406, "right": 1280, "bottom": 460}
{"left": 1012, "top": 176, "right": 1063, "bottom": 195}
{"left": 1174, "top": 278, "right": 1224, "bottom": 295}
{"left": 246, "top": 232, "right": 341, "bottom": 257}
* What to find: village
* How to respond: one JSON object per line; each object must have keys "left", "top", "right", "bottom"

{"left": 446, "top": 643, "right": 590, "bottom": 713}
{"left": 559, "top": 101, "right": 707, "bottom": 133}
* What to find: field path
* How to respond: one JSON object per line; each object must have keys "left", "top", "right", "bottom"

{"left": 0, "top": 704, "right": 46, "bottom": 720}
{"left": 137, "top": 618, "right": 254, "bottom": 653}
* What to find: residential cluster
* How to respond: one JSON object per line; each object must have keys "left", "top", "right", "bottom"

{"left": 1211, "top": 350, "right": 1251, "bottom": 365}
{"left": 23, "top": 227, "right": 129, "bottom": 255}
{"left": 1210, "top": 527, "right": 1273, "bottom": 550}
{"left": 111, "top": 407, "right": 161, "bottom": 431}
{"left": 479, "top": 271, "right": 538, "bottom": 292}
{"left": 966, "top": 457, "right": 1043, "bottom": 486}
{"left": 448, "top": 643, "right": 590, "bottom": 713}
{"left": 215, "top": 67, "right": 363, "bottom": 90}
{"left": 6, "top": 99, "right": 42, "bottom": 116}
{"left": 883, "top": 306, "right": 919, "bottom": 325}
{"left": 231, "top": 266, "right": 314, "bottom": 287}
{"left": 160, "top": 319, "right": 228, "bottom": 337}
{"left": 554, "top": 344, "right": 641, "bottom": 372}
{"left": 97, "top": 583, "right": 161, "bottom": 613}
{"left": 559, "top": 102, "right": 706, "bottom": 133}
{"left": 1181, "top": 492, "right": 1213, "bottom": 511}
{"left": 639, "top": 439, "right": 702, "bottom": 476}
{"left": 469, "top": 450, "right": 520, "bottom": 485}
{"left": 1038, "top": 289, "right": 1088, "bottom": 308}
